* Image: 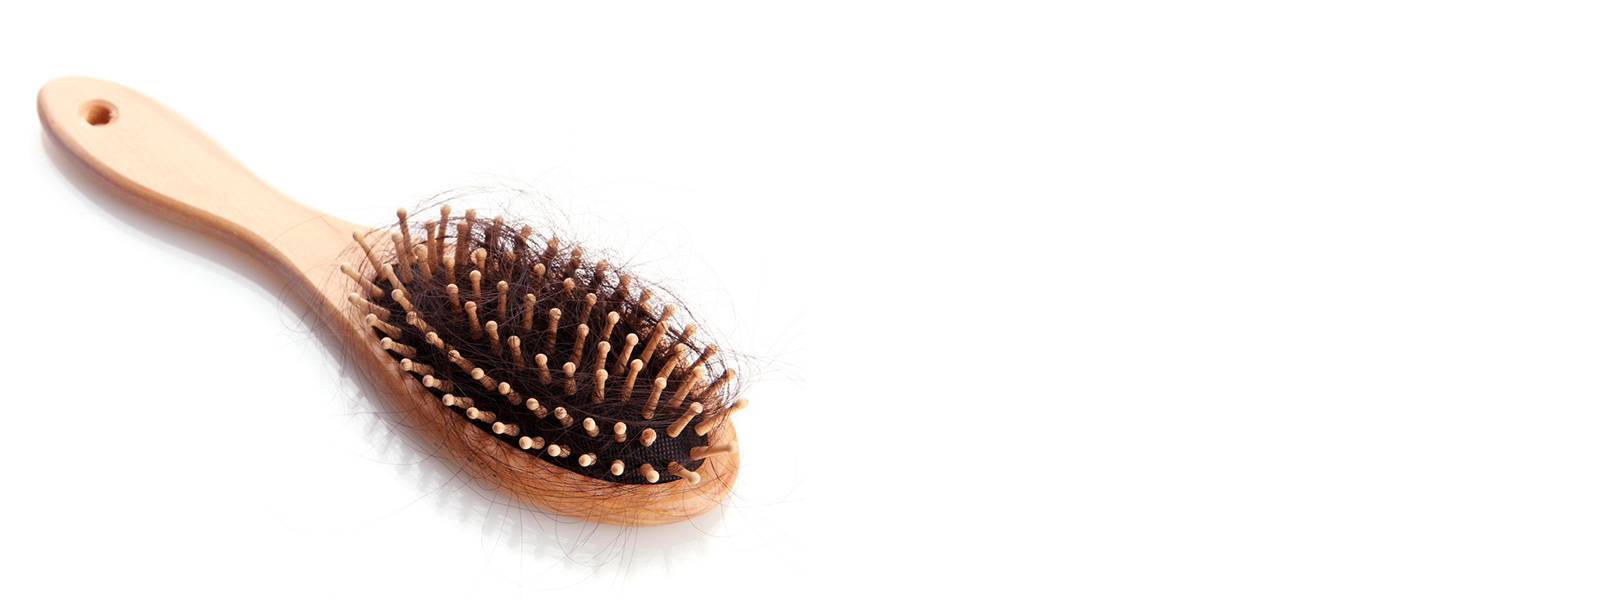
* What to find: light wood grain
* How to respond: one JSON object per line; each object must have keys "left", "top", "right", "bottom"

{"left": 37, "top": 76, "right": 738, "bottom": 526}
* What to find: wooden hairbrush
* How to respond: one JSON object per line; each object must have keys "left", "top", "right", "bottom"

{"left": 38, "top": 76, "right": 746, "bottom": 526}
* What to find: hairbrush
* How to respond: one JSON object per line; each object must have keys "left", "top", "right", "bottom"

{"left": 38, "top": 77, "right": 746, "bottom": 526}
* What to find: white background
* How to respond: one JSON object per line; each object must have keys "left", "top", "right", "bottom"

{"left": 3, "top": 2, "right": 1600, "bottom": 598}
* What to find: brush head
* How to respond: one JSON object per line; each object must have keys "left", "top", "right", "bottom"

{"left": 347, "top": 206, "right": 746, "bottom": 501}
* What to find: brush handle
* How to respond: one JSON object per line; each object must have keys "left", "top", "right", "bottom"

{"left": 37, "top": 76, "right": 359, "bottom": 287}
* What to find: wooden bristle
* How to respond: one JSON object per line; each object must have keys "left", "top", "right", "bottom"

{"left": 348, "top": 293, "right": 391, "bottom": 321}
{"left": 697, "top": 368, "right": 736, "bottom": 402}
{"left": 594, "top": 341, "right": 611, "bottom": 378}
{"left": 613, "top": 421, "right": 627, "bottom": 442}
{"left": 406, "top": 311, "right": 435, "bottom": 336}
{"left": 380, "top": 337, "right": 416, "bottom": 357}
{"left": 463, "top": 301, "right": 482, "bottom": 339}
{"left": 470, "top": 368, "right": 497, "bottom": 391}
{"left": 485, "top": 321, "right": 501, "bottom": 355}
{"left": 440, "top": 210, "right": 454, "bottom": 279}
{"left": 542, "top": 236, "right": 559, "bottom": 266}
{"left": 565, "top": 247, "right": 583, "bottom": 278}
{"left": 366, "top": 313, "right": 401, "bottom": 338}
{"left": 591, "top": 260, "right": 609, "bottom": 291}
{"left": 423, "top": 375, "right": 453, "bottom": 393}
{"left": 655, "top": 344, "right": 685, "bottom": 382}
{"left": 669, "top": 366, "right": 705, "bottom": 408}
{"left": 535, "top": 353, "right": 550, "bottom": 384}
{"left": 639, "top": 463, "right": 659, "bottom": 484}
{"left": 390, "top": 288, "right": 415, "bottom": 313}
{"left": 514, "top": 225, "right": 533, "bottom": 261}
{"left": 545, "top": 308, "right": 561, "bottom": 354}
{"left": 696, "top": 397, "right": 750, "bottom": 436}
{"left": 485, "top": 216, "right": 504, "bottom": 262}
{"left": 614, "top": 333, "right": 638, "bottom": 375}
{"left": 522, "top": 293, "right": 536, "bottom": 331}
{"left": 553, "top": 406, "right": 573, "bottom": 428}
{"left": 686, "top": 344, "right": 718, "bottom": 376}
{"left": 497, "top": 382, "right": 522, "bottom": 405}
{"left": 546, "top": 444, "right": 570, "bottom": 458}
{"left": 399, "top": 358, "right": 433, "bottom": 377}
{"left": 643, "top": 377, "right": 666, "bottom": 419}
{"left": 397, "top": 208, "right": 413, "bottom": 259}
{"left": 689, "top": 441, "right": 739, "bottom": 460}
{"left": 413, "top": 244, "right": 433, "bottom": 283}
{"left": 610, "top": 460, "right": 625, "bottom": 476}
{"left": 591, "top": 369, "right": 607, "bottom": 403}
{"left": 454, "top": 219, "right": 472, "bottom": 278}
{"left": 531, "top": 263, "right": 547, "bottom": 289}
{"left": 423, "top": 219, "right": 440, "bottom": 276}
{"left": 578, "top": 453, "right": 596, "bottom": 467}
{"left": 599, "top": 311, "right": 620, "bottom": 346}
{"left": 668, "top": 462, "right": 701, "bottom": 485}
{"left": 582, "top": 417, "right": 599, "bottom": 437}
{"left": 472, "top": 248, "right": 487, "bottom": 275}
{"left": 391, "top": 233, "right": 412, "bottom": 285}
{"left": 640, "top": 428, "right": 657, "bottom": 447}
{"left": 622, "top": 359, "right": 643, "bottom": 400}
{"left": 519, "top": 436, "right": 544, "bottom": 450}
{"left": 341, "top": 263, "right": 383, "bottom": 298}
{"left": 496, "top": 281, "right": 509, "bottom": 323}
{"left": 578, "top": 293, "right": 597, "bottom": 327}
{"left": 492, "top": 421, "right": 520, "bottom": 436}
{"left": 562, "top": 362, "right": 577, "bottom": 395}
{"left": 639, "top": 322, "right": 667, "bottom": 365}
{"left": 381, "top": 264, "right": 405, "bottom": 294}
{"left": 447, "top": 350, "right": 476, "bottom": 374}
{"left": 466, "top": 407, "right": 496, "bottom": 423}
{"left": 614, "top": 274, "right": 631, "bottom": 302}
{"left": 446, "top": 284, "right": 463, "bottom": 315}
{"left": 352, "top": 231, "right": 384, "bottom": 276}
{"left": 524, "top": 397, "right": 547, "bottom": 418}
{"left": 508, "top": 336, "right": 524, "bottom": 369}
{"left": 570, "top": 324, "right": 590, "bottom": 366}
{"left": 469, "top": 269, "right": 482, "bottom": 296}
{"left": 666, "top": 402, "right": 703, "bottom": 438}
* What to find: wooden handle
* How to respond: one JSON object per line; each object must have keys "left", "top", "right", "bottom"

{"left": 37, "top": 76, "right": 359, "bottom": 287}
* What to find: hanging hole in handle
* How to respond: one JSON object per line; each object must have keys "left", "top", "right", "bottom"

{"left": 80, "top": 100, "right": 116, "bottom": 126}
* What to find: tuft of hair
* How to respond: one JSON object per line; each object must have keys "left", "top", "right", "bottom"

{"left": 346, "top": 205, "right": 745, "bottom": 485}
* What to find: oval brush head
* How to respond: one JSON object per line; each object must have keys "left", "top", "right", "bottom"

{"left": 38, "top": 76, "right": 746, "bottom": 526}
{"left": 352, "top": 208, "right": 747, "bottom": 487}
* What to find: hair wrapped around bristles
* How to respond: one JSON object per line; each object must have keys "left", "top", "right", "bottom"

{"left": 345, "top": 205, "right": 745, "bottom": 485}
